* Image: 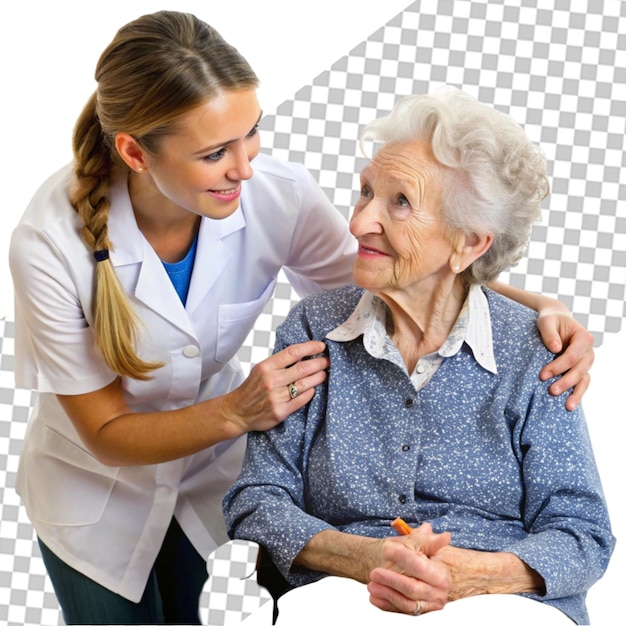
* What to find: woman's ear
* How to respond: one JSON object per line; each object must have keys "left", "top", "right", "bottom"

{"left": 452, "top": 232, "right": 493, "bottom": 273}
{"left": 115, "top": 133, "right": 148, "bottom": 172}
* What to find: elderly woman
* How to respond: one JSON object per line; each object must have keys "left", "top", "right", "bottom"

{"left": 223, "top": 88, "right": 614, "bottom": 625}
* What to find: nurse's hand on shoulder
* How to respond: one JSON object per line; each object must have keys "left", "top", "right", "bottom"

{"left": 56, "top": 340, "right": 328, "bottom": 467}
{"left": 223, "top": 340, "right": 329, "bottom": 433}
{"left": 536, "top": 308, "right": 594, "bottom": 411}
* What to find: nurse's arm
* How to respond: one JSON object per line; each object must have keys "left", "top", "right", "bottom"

{"left": 489, "top": 281, "right": 593, "bottom": 410}
{"left": 56, "top": 340, "right": 329, "bottom": 466}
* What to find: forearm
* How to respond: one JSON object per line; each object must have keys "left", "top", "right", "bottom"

{"left": 433, "top": 546, "right": 545, "bottom": 601}
{"left": 60, "top": 341, "right": 330, "bottom": 467}
{"left": 66, "top": 394, "right": 242, "bottom": 467}
{"left": 489, "top": 281, "right": 569, "bottom": 314}
{"left": 294, "top": 529, "right": 382, "bottom": 584}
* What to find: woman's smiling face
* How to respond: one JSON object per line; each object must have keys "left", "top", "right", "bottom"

{"left": 142, "top": 88, "right": 262, "bottom": 220}
{"left": 349, "top": 139, "right": 458, "bottom": 298}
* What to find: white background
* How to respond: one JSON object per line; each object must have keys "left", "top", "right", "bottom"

{"left": 0, "top": 2, "right": 622, "bottom": 624}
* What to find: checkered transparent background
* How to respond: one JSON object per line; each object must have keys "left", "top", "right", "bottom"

{"left": 2, "top": 1, "right": 625, "bottom": 624}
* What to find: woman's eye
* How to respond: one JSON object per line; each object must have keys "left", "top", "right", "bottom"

{"left": 360, "top": 185, "right": 372, "bottom": 198}
{"left": 247, "top": 124, "right": 259, "bottom": 138}
{"left": 397, "top": 194, "right": 410, "bottom": 208}
{"left": 204, "top": 148, "right": 226, "bottom": 162}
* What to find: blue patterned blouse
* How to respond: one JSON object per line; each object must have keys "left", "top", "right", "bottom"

{"left": 223, "top": 285, "right": 614, "bottom": 624}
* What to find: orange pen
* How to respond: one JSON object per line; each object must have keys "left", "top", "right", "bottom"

{"left": 391, "top": 517, "right": 413, "bottom": 536}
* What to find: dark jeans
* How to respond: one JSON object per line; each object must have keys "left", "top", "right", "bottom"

{"left": 38, "top": 517, "right": 208, "bottom": 625}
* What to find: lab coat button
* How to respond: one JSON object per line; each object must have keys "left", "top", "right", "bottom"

{"left": 182, "top": 345, "right": 200, "bottom": 358}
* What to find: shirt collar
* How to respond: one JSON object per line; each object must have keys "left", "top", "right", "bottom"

{"left": 326, "top": 285, "right": 498, "bottom": 375}
{"left": 443, "top": 284, "right": 498, "bottom": 374}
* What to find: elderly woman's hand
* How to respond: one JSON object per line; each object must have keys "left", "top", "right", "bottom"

{"left": 367, "top": 523, "right": 451, "bottom": 616}
{"left": 430, "top": 545, "right": 546, "bottom": 601}
{"left": 536, "top": 306, "right": 594, "bottom": 411}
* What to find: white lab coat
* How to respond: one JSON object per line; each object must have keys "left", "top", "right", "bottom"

{"left": 9, "top": 152, "right": 356, "bottom": 602}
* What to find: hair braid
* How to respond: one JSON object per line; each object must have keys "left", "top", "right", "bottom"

{"left": 71, "top": 93, "right": 162, "bottom": 380}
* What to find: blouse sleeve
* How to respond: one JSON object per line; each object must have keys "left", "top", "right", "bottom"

{"left": 506, "top": 383, "right": 615, "bottom": 599}
{"left": 223, "top": 298, "right": 334, "bottom": 586}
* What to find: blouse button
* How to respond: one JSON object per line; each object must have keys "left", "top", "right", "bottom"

{"left": 416, "top": 363, "right": 426, "bottom": 374}
{"left": 405, "top": 398, "right": 414, "bottom": 408}
{"left": 402, "top": 444, "right": 410, "bottom": 452}
{"left": 182, "top": 345, "right": 200, "bottom": 358}
{"left": 398, "top": 494, "right": 407, "bottom": 504}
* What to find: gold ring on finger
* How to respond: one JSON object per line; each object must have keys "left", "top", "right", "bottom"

{"left": 288, "top": 382, "right": 298, "bottom": 400}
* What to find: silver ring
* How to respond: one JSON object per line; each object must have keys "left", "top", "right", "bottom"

{"left": 288, "top": 382, "right": 298, "bottom": 400}
{"left": 412, "top": 600, "right": 423, "bottom": 616}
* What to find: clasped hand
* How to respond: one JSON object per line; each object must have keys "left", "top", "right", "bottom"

{"left": 367, "top": 523, "right": 451, "bottom": 616}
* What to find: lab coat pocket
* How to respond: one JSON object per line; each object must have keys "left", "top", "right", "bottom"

{"left": 215, "top": 279, "right": 277, "bottom": 364}
{"left": 23, "top": 425, "right": 120, "bottom": 527}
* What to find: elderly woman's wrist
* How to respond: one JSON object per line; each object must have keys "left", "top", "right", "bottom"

{"left": 294, "top": 530, "right": 381, "bottom": 583}
{"left": 434, "top": 547, "right": 545, "bottom": 600}
{"left": 471, "top": 552, "right": 545, "bottom": 597}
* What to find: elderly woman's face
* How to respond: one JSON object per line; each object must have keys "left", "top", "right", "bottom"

{"left": 350, "top": 139, "right": 456, "bottom": 295}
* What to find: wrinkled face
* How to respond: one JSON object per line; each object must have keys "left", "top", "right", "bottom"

{"left": 350, "top": 139, "right": 457, "bottom": 297}
{"left": 144, "top": 88, "right": 262, "bottom": 219}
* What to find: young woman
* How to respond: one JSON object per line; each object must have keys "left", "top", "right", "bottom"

{"left": 9, "top": 11, "right": 593, "bottom": 625}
